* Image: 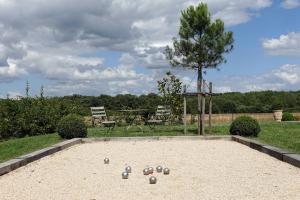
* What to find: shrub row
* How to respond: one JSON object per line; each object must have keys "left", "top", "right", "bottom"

{"left": 0, "top": 97, "right": 85, "bottom": 140}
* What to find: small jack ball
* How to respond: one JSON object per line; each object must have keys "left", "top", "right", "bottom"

{"left": 122, "top": 172, "right": 129, "bottom": 179}
{"left": 125, "top": 166, "right": 132, "bottom": 173}
{"left": 149, "top": 176, "right": 157, "bottom": 184}
{"left": 148, "top": 167, "right": 154, "bottom": 174}
{"left": 156, "top": 165, "right": 163, "bottom": 173}
{"left": 104, "top": 158, "right": 109, "bottom": 164}
{"left": 143, "top": 168, "right": 149, "bottom": 175}
{"left": 163, "top": 168, "right": 170, "bottom": 175}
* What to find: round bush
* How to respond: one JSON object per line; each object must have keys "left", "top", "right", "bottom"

{"left": 57, "top": 114, "right": 87, "bottom": 139}
{"left": 230, "top": 116, "right": 261, "bottom": 137}
{"left": 282, "top": 112, "right": 295, "bottom": 121}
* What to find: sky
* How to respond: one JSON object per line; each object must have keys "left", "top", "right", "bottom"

{"left": 0, "top": 0, "right": 300, "bottom": 97}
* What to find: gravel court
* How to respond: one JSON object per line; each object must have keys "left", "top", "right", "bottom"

{"left": 0, "top": 139, "right": 299, "bottom": 200}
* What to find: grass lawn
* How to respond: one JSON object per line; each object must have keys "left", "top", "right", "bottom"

{"left": 253, "top": 122, "right": 300, "bottom": 154}
{"left": 206, "top": 121, "right": 300, "bottom": 154}
{"left": 88, "top": 124, "right": 198, "bottom": 137}
{"left": 0, "top": 134, "right": 62, "bottom": 163}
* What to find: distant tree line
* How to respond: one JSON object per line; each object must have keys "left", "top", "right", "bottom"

{"left": 60, "top": 90, "right": 300, "bottom": 115}
{"left": 209, "top": 91, "right": 300, "bottom": 114}
{"left": 1, "top": 90, "right": 299, "bottom": 139}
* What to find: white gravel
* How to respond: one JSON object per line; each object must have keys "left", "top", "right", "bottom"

{"left": 0, "top": 139, "right": 299, "bottom": 200}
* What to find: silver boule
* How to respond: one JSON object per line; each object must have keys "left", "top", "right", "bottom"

{"left": 125, "top": 166, "right": 132, "bottom": 173}
{"left": 143, "top": 168, "right": 149, "bottom": 175}
{"left": 156, "top": 165, "right": 163, "bottom": 173}
{"left": 122, "top": 172, "right": 129, "bottom": 179}
{"left": 149, "top": 176, "right": 157, "bottom": 184}
{"left": 104, "top": 157, "right": 109, "bottom": 164}
{"left": 163, "top": 167, "right": 170, "bottom": 175}
{"left": 148, "top": 167, "right": 154, "bottom": 174}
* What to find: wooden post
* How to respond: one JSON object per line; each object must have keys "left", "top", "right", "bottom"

{"left": 183, "top": 85, "right": 187, "bottom": 135}
{"left": 209, "top": 82, "right": 212, "bottom": 134}
{"left": 197, "top": 67, "right": 203, "bottom": 135}
{"left": 201, "top": 80, "right": 206, "bottom": 135}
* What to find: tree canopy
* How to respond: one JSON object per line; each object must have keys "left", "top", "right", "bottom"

{"left": 165, "top": 3, "right": 234, "bottom": 70}
{"left": 157, "top": 71, "right": 183, "bottom": 118}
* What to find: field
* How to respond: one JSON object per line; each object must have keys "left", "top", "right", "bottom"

{"left": 0, "top": 139, "right": 299, "bottom": 200}
{"left": 0, "top": 121, "right": 300, "bottom": 163}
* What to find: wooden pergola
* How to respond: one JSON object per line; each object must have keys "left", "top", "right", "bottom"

{"left": 183, "top": 81, "right": 217, "bottom": 135}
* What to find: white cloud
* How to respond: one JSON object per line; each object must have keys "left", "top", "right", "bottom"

{"left": 209, "top": 0, "right": 272, "bottom": 25}
{"left": 273, "top": 64, "right": 300, "bottom": 84}
{"left": 281, "top": 0, "right": 300, "bottom": 9}
{"left": 214, "top": 86, "right": 233, "bottom": 93}
{"left": 44, "top": 71, "right": 156, "bottom": 96}
{"left": 213, "top": 64, "right": 300, "bottom": 92}
{"left": 0, "top": 0, "right": 273, "bottom": 95}
{"left": 0, "top": 59, "right": 26, "bottom": 82}
{"left": 0, "top": 91, "right": 22, "bottom": 99}
{"left": 262, "top": 32, "right": 300, "bottom": 56}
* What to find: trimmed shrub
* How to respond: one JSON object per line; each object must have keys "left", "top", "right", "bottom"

{"left": 57, "top": 114, "right": 87, "bottom": 139}
{"left": 282, "top": 112, "right": 295, "bottom": 121}
{"left": 230, "top": 116, "right": 261, "bottom": 137}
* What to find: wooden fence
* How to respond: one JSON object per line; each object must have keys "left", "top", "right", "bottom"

{"left": 185, "top": 112, "right": 300, "bottom": 124}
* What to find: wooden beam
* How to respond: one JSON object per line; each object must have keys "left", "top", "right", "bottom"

{"left": 201, "top": 80, "right": 206, "bottom": 135}
{"left": 183, "top": 85, "right": 187, "bottom": 135}
{"left": 209, "top": 82, "right": 212, "bottom": 134}
{"left": 183, "top": 92, "right": 218, "bottom": 96}
{"left": 197, "top": 68, "right": 202, "bottom": 135}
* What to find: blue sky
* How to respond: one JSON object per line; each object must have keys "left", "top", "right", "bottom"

{"left": 0, "top": 0, "right": 300, "bottom": 97}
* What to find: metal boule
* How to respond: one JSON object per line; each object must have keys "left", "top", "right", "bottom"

{"left": 149, "top": 176, "right": 157, "bottom": 184}
{"left": 156, "top": 165, "right": 163, "bottom": 173}
{"left": 122, "top": 172, "right": 129, "bottom": 179}
{"left": 163, "top": 168, "right": 170, "bottom": 175}
{"left": 143, "top": 168, "right": 149, "bottom": 175}
{"left": 125, "top": 166, "right": 132, "bottom": 173}
{"left": 104, "top": 158, "right": 109, "bottom": 164}
{"left": 148, "top": 167, "right": 154, "bottom": 174}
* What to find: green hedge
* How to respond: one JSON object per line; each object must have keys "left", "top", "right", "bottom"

{"left": 57, "top": 114, "right": 87, "bottom": 139}
{"left": 282, "top": 112, "right": 295, "bottom": 121}
{"left": 230, "top": 115, "right": 261, "bottom": 137}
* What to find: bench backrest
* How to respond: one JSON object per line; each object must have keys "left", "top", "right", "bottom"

{"left": 156, "top": 105, "right": 171, "bottom": 117}
{"left": 90, "top": 106, "right": 107, "bottom": 118}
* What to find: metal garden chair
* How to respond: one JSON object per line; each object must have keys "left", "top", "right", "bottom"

{"left": 147, "top": 105, "right": 171, "bottom": 129}
{"left": 90, "top": 106, "right": 116, "bottom": 133}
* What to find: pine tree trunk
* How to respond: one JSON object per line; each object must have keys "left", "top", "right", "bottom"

{"left": 197, "top": 67, "right": 203, "bottom": 135}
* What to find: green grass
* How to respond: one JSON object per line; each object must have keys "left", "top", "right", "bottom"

{"left": 203, "top": 121, "right": 300, "bottom": 154}
{"left": 254, "top": 121, "right": 300, "bottom": 154}
{"left": 0, "top": 134, "right": 62, "bottom": 163}
{"left": 88, "top": 124, "right": 199, "bottom": 137}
